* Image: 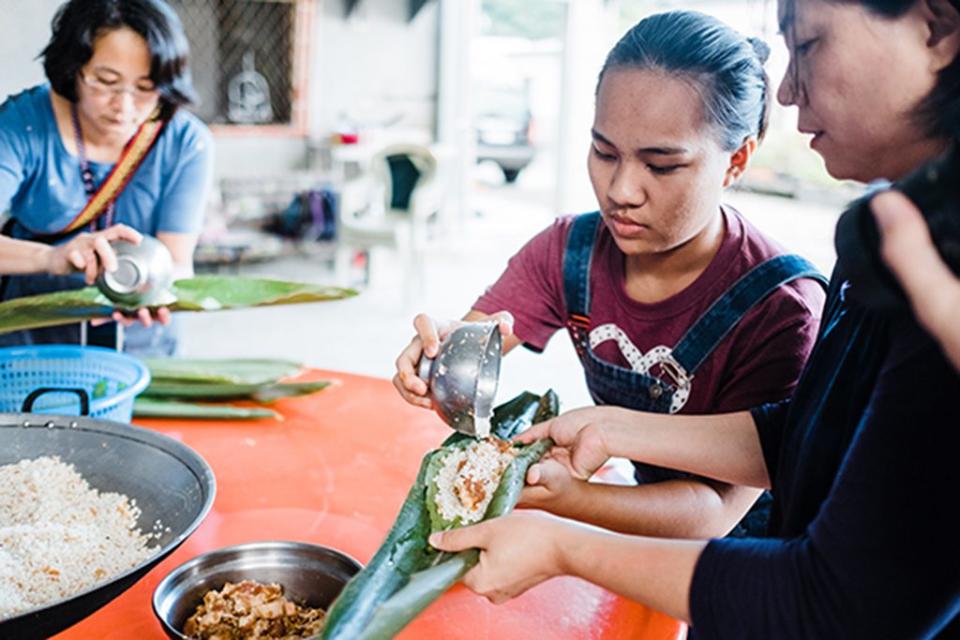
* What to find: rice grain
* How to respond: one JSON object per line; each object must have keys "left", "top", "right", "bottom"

{"left": 0, "top": 456, "right": 157, "bottom": 619}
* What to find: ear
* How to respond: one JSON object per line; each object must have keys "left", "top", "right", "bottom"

{"left": 923, "top": 0, "right": 960, "bottom": 72}
{"left": 723, "top": 138, "right": 757, "bottom": 188}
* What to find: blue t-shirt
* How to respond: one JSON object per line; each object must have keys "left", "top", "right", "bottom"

{"left": 0, "top": 84, "right": 213, "bottom": 236}
{"left": 0, "top": 84, "right": 213, "bottom": 355}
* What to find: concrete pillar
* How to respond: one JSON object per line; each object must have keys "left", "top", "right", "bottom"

{"left": 555, "top": 0, "right": 621, "bottom": 215}
{"left": 436, "top": 0, "right": 480, "bottom": 233}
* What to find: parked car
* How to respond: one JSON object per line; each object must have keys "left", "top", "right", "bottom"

{"left": 475, "top": 83, "right": 535, "bottom": 183}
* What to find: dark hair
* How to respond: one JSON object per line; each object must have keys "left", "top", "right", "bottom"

{"left": 41, "top": 0, "right": 195, "bottom": 121}
{"left": 598, "top": 11, "right": 771, "bottom": 151}
{"left": 782, "top": 0, "right": 960, "bottom": 140}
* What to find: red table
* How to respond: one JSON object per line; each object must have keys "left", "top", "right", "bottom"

{"left": 55, "top": 370, "right": 685, "bottom": 640}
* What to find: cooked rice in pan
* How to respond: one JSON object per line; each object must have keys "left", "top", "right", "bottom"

{"left": 0, "top": 456, "right": 157, "bottom": 619}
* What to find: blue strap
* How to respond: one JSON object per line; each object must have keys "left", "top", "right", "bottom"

{"left": 562, "top": 212, "right": 602, "bottom": 319}
{"left": 671, "top": 254, "right": 829, "bottom": 374}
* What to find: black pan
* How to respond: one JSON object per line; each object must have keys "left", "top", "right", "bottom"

{"left": 0, "top": 412, "right": 216, "bottom": 639}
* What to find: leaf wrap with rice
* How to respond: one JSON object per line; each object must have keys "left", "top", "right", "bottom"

{"left": 319, "top": 390, "right": 558, "bottom": 640}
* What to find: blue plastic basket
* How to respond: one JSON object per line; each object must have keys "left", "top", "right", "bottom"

{"left": 0, "top": 345, "right": 150, "bottom": 423}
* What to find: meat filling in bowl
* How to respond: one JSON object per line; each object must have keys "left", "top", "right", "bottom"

{"left": 182, "top": 580, "right": 325, "bottom": 640}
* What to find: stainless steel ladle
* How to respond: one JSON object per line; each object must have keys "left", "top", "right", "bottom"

{"left": 417, "top": 322, "right": 502, "bottom": 437}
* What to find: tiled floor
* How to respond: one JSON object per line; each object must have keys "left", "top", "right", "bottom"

{"left": 179, "top": 162, "right": 842, "bottom": 414}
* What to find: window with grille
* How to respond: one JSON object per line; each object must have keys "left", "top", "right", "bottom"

{"left": 170, "top": 0, "right": 311, "bottom": 131}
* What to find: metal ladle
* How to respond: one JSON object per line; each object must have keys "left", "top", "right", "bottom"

{"left": 417, "top": 322, "right": 502, "bottom": 437}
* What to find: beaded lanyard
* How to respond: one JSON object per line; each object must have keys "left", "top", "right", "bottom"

{"left": 71, "top": 103, "right": 114, "bottom": 232}
{"left": 57, "top": 103, "right": 164, "bottom": 237}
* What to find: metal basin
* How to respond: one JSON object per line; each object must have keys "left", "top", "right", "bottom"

{"left": 0, "top": 413, "right": 216, "bottom": 639}
{"left": 152, "top": 541, "right": 362, "bottom": 638}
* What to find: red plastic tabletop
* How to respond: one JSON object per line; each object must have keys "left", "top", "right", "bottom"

{"left": 54, "top": 370, "right": 685, "bottom": 640}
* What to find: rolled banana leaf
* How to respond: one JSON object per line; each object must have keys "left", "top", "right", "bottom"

{"left": 141, "top": 380, "right": 331, "bottom": 403}
{"left": 356, "top": 438, "right": 553, "bottom": 640}
{"left": 141, "top": 357, "right": 304, "bottom": 385}
{"left": 133, "top": 397, "right": 279, "bottom": 420}
{"left": 320, "top": 390, "right": 558, "bottom": 640}
{"left": 0, "top": 276, "right": 357, "bottom": 335}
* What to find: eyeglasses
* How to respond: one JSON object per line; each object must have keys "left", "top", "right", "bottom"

{"left": 78, "top": 72, "right": 159, "bottom": 104}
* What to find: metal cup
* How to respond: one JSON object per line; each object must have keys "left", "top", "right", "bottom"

{"left": 96, "top": 236, "right": 175, "bottom": 307}
{"left": 417, "top": 322, "right": 502, "bottom": 437}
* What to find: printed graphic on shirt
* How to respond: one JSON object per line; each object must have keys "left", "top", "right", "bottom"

{"left": 589, "top": 323, "right": 692, "bottom": 413}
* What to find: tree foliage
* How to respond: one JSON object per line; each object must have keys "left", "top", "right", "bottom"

{"left": 481, "top": 0, "right": 565, "bottom": 40}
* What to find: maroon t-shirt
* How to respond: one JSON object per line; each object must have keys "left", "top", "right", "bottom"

{"left": 473, "top": 207, "right": 826, "bottom": 414}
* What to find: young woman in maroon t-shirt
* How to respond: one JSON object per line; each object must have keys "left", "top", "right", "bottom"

{"left": 394, "top": 11, "right": 826, "bottom": 540}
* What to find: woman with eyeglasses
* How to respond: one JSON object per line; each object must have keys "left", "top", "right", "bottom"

{"left": 428, "top": 0, "right": 960, "bottom": 638}
{"left": 0, "top": 0, "right": 212, "bottom": 355}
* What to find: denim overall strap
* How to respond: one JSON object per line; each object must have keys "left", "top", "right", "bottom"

{"left": 563, "top": 212, "right": 602, "bottom": 320}
{"left": 671, "top": 254, "right": 829, "bottom": 375}
{"left": 562, "top": 212, "right": 602, "bottom": 355}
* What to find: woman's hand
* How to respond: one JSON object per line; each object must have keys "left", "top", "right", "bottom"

{"left": 515, "top": 406, "right": 616, "bottom": 479}
{"left": 104, "top": 306, "right": 172, "bottom": 328}
{"left": 55, "top": 225, "right": 173, "bottom": 329}
{"left": 873, "top": 190, "right": 960, "bottom": 370}
{"left": 392, "top": 311, "right": 514, "bottom": 408}
{"left": 518, "top": 457, "right": 585, "bottom": 511}
{"left": 428, "top": 511, "right": 571, "bottom": 604}
{"left": 46, "top": 224, "right": 142, "bottom": 283}
{"left": 432, "top": 510, "right": 701, "bottom": 622}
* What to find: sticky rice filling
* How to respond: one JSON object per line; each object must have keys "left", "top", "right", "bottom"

{"left": 432, "top": 438, "right": 516, "bottom": 525}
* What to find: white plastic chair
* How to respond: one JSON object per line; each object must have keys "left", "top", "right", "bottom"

{"left": 334, "top": 144, "right": 440, "bottom": 294}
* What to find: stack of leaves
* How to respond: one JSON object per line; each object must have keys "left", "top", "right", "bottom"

{"left": 0, "top": 276, "right": 357, "bottom": 335}
{"left": 134, "top": 358, "right": 332, "bottom": 420}
{"left": 319, "top": 390, "right": 558, "bottom": 640}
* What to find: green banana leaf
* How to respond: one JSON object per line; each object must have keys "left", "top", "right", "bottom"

{"left": 141, "top": 380, "right": 331, "bottom": 403}
{"left": 320, "top": 390, "right": 559, "bottom": 640}
{"left": 133, "top": 397, "right": 279, "bottom": 420}
{"left": 0, "top": 276, "right": 357, "bottom": 335}
{"left": 93, "top": 379, "right": 110, "bottom": 400}
{"left": 169, "top": 277, "right": 355, "bottom": 311}
{"left": 141, "top": 357, "right": 304, "bottom": 385}
{"left": 321, "top": 392, "right": 549, "bottom": 639}
{"left": 356, "top": 438, "right": 553, "bottom": 640}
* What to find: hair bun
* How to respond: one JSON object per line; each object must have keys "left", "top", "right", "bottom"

{"left": 747, "top": 36, "right": 771, "bottom": 64}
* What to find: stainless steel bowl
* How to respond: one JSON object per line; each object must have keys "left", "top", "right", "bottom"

{"left": 152, "top": 541, "right": 362, "bottom": 639}
{"left": 96, "top": 235, "right": 175, "bottom": 307}
{"left": 417, "top": 322, "right": 502, "bottom": 437}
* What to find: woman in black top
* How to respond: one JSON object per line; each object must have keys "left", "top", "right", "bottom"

{"left": 430, "top": 0, "right": 960, "bottom": 638}
{"left": 875, "top": 190, "right": 960, "bottom": 371}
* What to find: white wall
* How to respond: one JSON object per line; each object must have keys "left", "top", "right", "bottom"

{"left": 311, "top": 0, "right": 438, "bottom": 139}
{"left": 0, "top": 0, "right": 440, "bottom": 180}
{"left": 0, "top": 0, "right": 64, "bottom": 100}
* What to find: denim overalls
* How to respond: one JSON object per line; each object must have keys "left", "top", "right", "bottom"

{"left": 563, "top": 212, "right": 828, "bottom": 536}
